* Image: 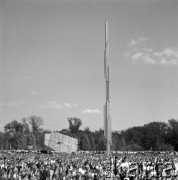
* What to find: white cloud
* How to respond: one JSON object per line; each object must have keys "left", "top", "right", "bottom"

{"left": 131, "top": 52, "right": 157, "bottom": 64}
{"left": 31, "top": 90, "right": 37, "bottom": 95}
{"left": 64, "top": 103, "right": 72, "bottom": 108}
{"left": 82, "top": 109, "right": 101, "bottom": 114}
{"left": 39, "top": 101, "right": 62, "bottom": 109}
{"left": 131, "top": 52, "right": 144, "bottom": 60}
{"left": 152, "top": 48, "right": 178, "bottom": 65}
{"left": 3, "top": 100, "right": 24, "bottom": 106}
{"left": 159, "top": 58, "right": 167, "bottom": 65}
{"left": 163, "top": 48, "right": 178, "bottom": 58}
{"left": 170, "top": 59, "right": 178, "bottom": 65}
{"left": 126, "top": 46, "right": 178, "bottom": 65}
{"left": 39, "top": 101, "right": 78, "bottom": 110}
{"left": 160, "top": 58, "right": 177, "bottom": 65}
{"left": 142, "top": 55, "right": 157, "bottom": 64}
{"left": 129, "top": 39, "right": 137, "bottom": 47}
{"left": 64, "top": 103, "right": 78, "bottom": 108}
{"left": 153, "top": 48, "right": 178, "bottom": 59}
{"left": 129, "top": 37, "right": 148, "bottom": 47}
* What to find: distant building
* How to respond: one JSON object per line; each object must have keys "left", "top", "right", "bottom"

{"left": 45, "top": 132, "right": 78, "bottom": 153}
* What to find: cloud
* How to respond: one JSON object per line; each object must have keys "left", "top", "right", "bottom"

{"left": 39, "top": 101, "right": 78, "bottom": 110}
{"left": 142, "top": 55, "right": 157, "bottom": 64}
{"left": 129, "top": 39, "right": 137, "bottom": 47}
{"left": 64, "top": 103, "right": 72, "bottom": 108}
{"left": 129, "top": 37, "right": 148, "bottom": 47}
{"left": 3, "top": 100, "right": 24, "bottom": 107}
{"left": 153, "top": 48, "right": 178, "bottom": 58}
{"left": 39, "top": 101, "right": 62, "bottom": 109}
{"left": 125, "top": 47, "right": 178, "bottom": 65}
{"left": 31, "top": 90, "right": 37, "bottom": 95}
{"left": 159, "top": 58, "right": 177, "bottom": 65}
{"left": 153, "top": 48, "right": 178, "bottom": 65}
{"left": 82, "top": 109, "right": 101, "bottom": 114}
{"left": 64, "top": 103, "right": 78, "bottom": 108}
{"left": 164, "top": 48, "right": 178, "bottom": 58}
{"left": 131, "top": 52, "right": 156, "bottom": 64}
{"left": 131, "top": 52, "right": 144, "bottom": 60}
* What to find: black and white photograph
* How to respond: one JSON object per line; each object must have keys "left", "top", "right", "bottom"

{"left": 0, "top": 0, "right": 178, "bottom": 179}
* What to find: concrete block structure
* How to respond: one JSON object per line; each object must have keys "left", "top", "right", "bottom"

{"left": 45, "top": 132, "right": 78, "bottom": 153}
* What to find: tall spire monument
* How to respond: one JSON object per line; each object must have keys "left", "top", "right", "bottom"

{"left": 104, "top": 20, "right": 112, "bottom": 154}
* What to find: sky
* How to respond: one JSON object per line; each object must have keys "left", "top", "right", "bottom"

{"left": 0, "top": 0, "right": 178, "bottom": 132}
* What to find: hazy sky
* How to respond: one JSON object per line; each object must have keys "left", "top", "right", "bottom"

{"left": 0, "top": 0, "right": 178, "bottom": 132}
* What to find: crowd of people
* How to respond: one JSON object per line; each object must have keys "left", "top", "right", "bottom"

{"left": 0, "top": 150, "right": 178, "bottom": 180}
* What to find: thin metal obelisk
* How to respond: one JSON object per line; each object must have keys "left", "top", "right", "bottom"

{"left": 104, "top": 20, "right": 112, "bottom": 154}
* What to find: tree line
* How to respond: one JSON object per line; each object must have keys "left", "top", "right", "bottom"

{"left": 0, "top": 116, "right": 178, "bottom": 151}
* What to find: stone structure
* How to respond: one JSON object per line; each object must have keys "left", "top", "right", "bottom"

{"left": 45, "top": 132, "right": 78, "bottom": 153}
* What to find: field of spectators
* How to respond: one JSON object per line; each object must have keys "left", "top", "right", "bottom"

{"left": 0, "top": 150, "right": 178, "bottom": 180}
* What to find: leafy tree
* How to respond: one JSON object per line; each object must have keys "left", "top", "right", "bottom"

{"left": 68, "top": 117, "right": 82, "bottom": 134}
{"left": 21, "top": 118, "right": 30, "bottom": 134}
{"left": 94, "top": 129, "right": 105, "bottom": 151}
{"left": 80, "top": 134, "right": 91, "bottom": 150}
{"left": 0, "top": 132, "right": 5, "bottom": 150}
{"left": 84, "top": 126, "right": 90, "bottom": 133}
{"left": 112, "top": 131, "right": 126, "bottom": 151}
{"left": 27, "top": 116, "right": 44, "bottom": 149}
{"left": 167, "top": 119, "right": 178, "bottom": 150}
{"left": 141, "top": 122, "right": 168, "bottom": 150}
{"left": 84, "top": 127, "right": 96, "bottom": 150}
{"left": 88, "top": 133, "right": 96, "bottom": 150}
{"left": 2, "top": 116, "right": 178, "bottom": 151}
{"left": 26, "top": 134, "right": 34, "bottom": 146}
{"left": 4, "top": 120, "right": 25, "bottom": 149}
{"left": 4, "top": 120, "right": 23, "bottom": 135}
{"left": 28, "top": 116, "right": 43, "bottom": 133}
